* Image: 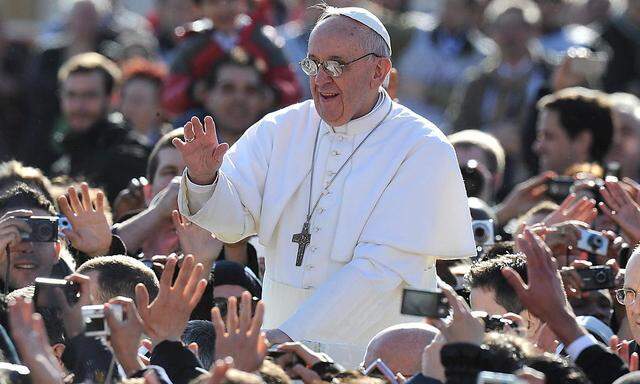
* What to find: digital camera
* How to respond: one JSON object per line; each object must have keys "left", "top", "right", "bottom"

{"left": 577, "top": 229, "right": 609, "bottom": 256}
{"left": 81, "top": 304, "right": 122, "bottom": 338}
{"left": 16, "top": 216, "right": 72, "bottom": 242}
{"left": 401, "top": 289, "right": 449, "bottom": 318}
{"left": 472, "top": 220, "right": 495, "bottom": 247}
{"left": 576, "top": 265, "right": 615, "bottom": 291}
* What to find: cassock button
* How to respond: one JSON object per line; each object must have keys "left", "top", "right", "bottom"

{"left": 337, "top": 135, "right": 345, "bottom": 141}
{"left": 313, "top": 227, "right": 320, "bottom": 233}
{"left": 332, "top": 150, "right": 340, "bottom": 156}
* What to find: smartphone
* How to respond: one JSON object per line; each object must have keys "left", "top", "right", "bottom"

{"left": 363, "top": 358, "right": 398, "bottom": 384}
{"left": 401, "top": 289, "right": 449, "bottom": 318}
{"left": 34, "top": 277, "right": 80, "bottom": 309}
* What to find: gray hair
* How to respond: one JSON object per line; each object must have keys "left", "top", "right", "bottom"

{"left": 312, "top": 4, "right": 391, "bottom": 58}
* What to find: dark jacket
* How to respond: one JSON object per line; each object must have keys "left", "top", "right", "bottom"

{"left": 52, "top": 116, "right": 150, "bottom": 202}
{"left": 575, "top": 344, "right": 629, "bottom": 384}
{"left": 150, "top": 340, "right": 207, "bottom": 384}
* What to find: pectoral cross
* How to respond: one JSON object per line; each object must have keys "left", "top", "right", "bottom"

{"left": 292, "top": 221, "right": 311, "bottom": 266}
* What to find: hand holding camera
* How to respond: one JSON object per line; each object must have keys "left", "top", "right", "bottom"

{"left": 0, "top": 210, "right": 33, "bottom": 257}
{"left": 57, "top": 183, "right": 111, "bottom": 257}
{"left": 269, "top": 342, "right": 326, "bottom": 381}
{"left": 495, "top": 172, "right": 556, "bottom": 225}
{"left": 104, "top": 297, "right": 145, "bottom": 377}
{"left": 543, "top": 193, "right": 597, "bottom": 227}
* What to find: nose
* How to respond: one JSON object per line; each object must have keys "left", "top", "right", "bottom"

{"left": 313, "top": 66, "right": 333, "bottom": 87}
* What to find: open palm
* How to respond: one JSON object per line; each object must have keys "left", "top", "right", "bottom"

{"left": 173, "top": 116, "right": 229, "bottom": 185}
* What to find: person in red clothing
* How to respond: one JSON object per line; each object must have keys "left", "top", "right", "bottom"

{"left": 162, "top": 0, "right": 302, "bottom": 116}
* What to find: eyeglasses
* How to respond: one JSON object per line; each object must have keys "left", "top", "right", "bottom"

{"left": 615, "top": 288, "right": 638, "bottom": 305}
{"left": 212, "top": 296, "right": 259, "bottom": 317}
{"left": 300, "top": 53, "right": 381, "bottom": 78}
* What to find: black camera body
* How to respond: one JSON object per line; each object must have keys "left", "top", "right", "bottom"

{"left": 480, "top": 314, "right": 514, "bottom": 332}
{"left": 17, "top": 216, "right": 58, "bottom": 242}
{"left": 461, "top": 160, "right": 486, "bottom": 198}
{"left": 34, "top": 277, "right": 80, "bottom": 308}
{"left": 546, "top": 176, "right": 574, "bottom": 203}
{"left": 577, "top": 266, "right": 615, "bottom": 291}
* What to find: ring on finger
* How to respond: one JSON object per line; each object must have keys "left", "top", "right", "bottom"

{"left": 185, "top": 137, "right": 195, "bottom": 143}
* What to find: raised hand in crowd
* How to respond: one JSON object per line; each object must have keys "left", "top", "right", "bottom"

{"left": 136, "top": 254, "right": 207, "bottom": 346}
{"left": 495, "top": 172, "right": 556, "bottom": 225}
{"left": 57, "top": 183, "right": 112, "bottom": 257}
{"left": 271, "top": 342, "right": 327, "bottom": 382}
{"left": 105, "top": 296, "right": 146, "bottom": 377}
{"left": 212, "top": 291, "right": 266, "bottom": 372}
{"left": 503, "top": 229, "right": 587, "bottom": 346}
{"left": 172, "top": 209, "right": 222, "bottom": 278}
{"left": 610, "top": 335, "right": 639, "bottom": 371}
{"left": 543, "top": 193, "right": 597, "bottom": 226}
{"left": 420, "top": 332, "right": 446, "bottom": 382}
{"left": 599, "top": 181, "right": 640, "bottom": 244}
{"left": 0, "top": 209, "right": 32, "bottom": 257}
{"left": 173, "top": 116, "right": 229, "bottom": 185}
{"left": 8, "top": 296, "right": 64, "bottom": 384}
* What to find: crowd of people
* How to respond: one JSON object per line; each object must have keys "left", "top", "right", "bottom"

{"left": 3, "top": 0, "right": 640, "bottom": 383}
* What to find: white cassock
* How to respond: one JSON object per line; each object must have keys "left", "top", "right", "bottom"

{"left": 178, "top": 89, "right": 475, "bottom": 366}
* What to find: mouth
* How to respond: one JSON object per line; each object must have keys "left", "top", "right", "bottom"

{"left": 13, "top": 262, "right": 38, "bottom": 271}
{"left": 319, "top": 91, "right": 339, "bottom": 100}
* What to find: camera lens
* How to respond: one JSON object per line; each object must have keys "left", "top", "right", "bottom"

{"left": 587, "top": 235, "right": 603, "bottom": 249}
{"left": 594, "top": 270, "right": 607, "bottom": 284}
{"left": 35, "top": 222, "right": 53, "bottom": 242}
{"left": 474, "top": 225, "right": 488, "bottom": 243}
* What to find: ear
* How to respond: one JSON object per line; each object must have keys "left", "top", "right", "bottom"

{"left": 52, "top": 343, "right": 66, "bottom": 366}
{"left": 573, "top": 131, "right": 593, "bottom": 161}
{"left": 370, "top": 58, "right": 392, "bottom": 89}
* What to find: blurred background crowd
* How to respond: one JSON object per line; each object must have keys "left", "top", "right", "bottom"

{"left": 4, "top": 0, "right": 640, "bottom": 383}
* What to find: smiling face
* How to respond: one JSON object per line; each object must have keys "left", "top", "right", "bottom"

{"left": 625, "top": 253, "right": 640, "bottom": 343}
{"left": 1, "top": 208, "right": 59, "bottom": 290}
{"left": 307, "top": 16, "right": 390, "bottom": 127}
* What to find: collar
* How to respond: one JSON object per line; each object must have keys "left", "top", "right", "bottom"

{"left": 323, "top": 89, "right": 391, "bottom": 137}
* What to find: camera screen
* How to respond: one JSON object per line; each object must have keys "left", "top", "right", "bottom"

{"left": 401, "top": 290, "right": 447, "bottom": 317}
{"left": 85, "top": 317, "right": 105, "bottom": 334}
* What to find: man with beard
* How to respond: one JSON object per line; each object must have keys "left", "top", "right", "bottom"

{"left": 52, "top": 52, "right": 150, "bottom": 202}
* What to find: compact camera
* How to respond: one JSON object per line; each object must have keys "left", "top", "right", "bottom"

{"left": 16, "top": 216, "right": 72, "bottom": 242}
{"left": 472, "top": 220, "right": 495, "bottom": 247}
{"left": 546, "top": 176, "right": 574, "bottom": 203}
{"left": 461, "top": 160, "right": 486, "bottom": 198}
{"left": 577, "top": 229, "right": 609, "bottom": 256}
{"left": 34, "top": 277, "right": 80, "bottom": 308}
{"left": 401, "top": 289, "right": 449, "bottom": 318}
{"left": 576, "top": 265, "right": 615, "bottom": 291}
{"left": 472, "top": 312, "right": 514, "bottom": 332}
{"left": 81, "top": 304, "right": 122, "bottom": 338}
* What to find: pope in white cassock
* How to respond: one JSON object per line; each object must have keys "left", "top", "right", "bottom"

{"left": 174, "top": 6, "right": 476, "bottom": 365}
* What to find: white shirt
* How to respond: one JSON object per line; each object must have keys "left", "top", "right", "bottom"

{"left": 178, "top": 89, "right": 475, "bottom": 365}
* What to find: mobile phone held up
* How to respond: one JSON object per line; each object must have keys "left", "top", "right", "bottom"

{"left": 401, "top": 289, "right": 449, "bottom": 318}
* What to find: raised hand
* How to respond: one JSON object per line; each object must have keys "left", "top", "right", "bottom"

{"left": 609, "top": 335, "right": 639, "bottom": 371}
{"left": 173, "top": 116, "right": 229, "bottom": 185}
{"left": 105, "top": 297, "right": 145, "bottom": 377}
{"left": 172, "top": 210, "right": 222, "bottom": 278}
{"left": 212, "top": 291, "right": 267, "bottom": 372}
{"left": 136, "top": 254, "right": 208, "bottom": 346}
{"left": 495, "top": 172, "right": 556, "bottom": 225}
{"left": 58, "top": 183, "right": 111, "bottom": 257}
{"left": 8, "top": 297, "right": 64, "bottom": 384}
{"left": 502, "top": 229, "right": 587, "bottom": 346}
{"left": 599, "top": 181, "right": 640, "bottom": 244}
{"left": 543, "top": 194, "right": 597, "bottom": 227}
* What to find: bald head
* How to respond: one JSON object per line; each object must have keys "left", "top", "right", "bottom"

{"left": 624, "top": 247, "right": 640, "bottom": 344}
{"left": 363, "top": 323, "right": 438, "bottom": 376}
